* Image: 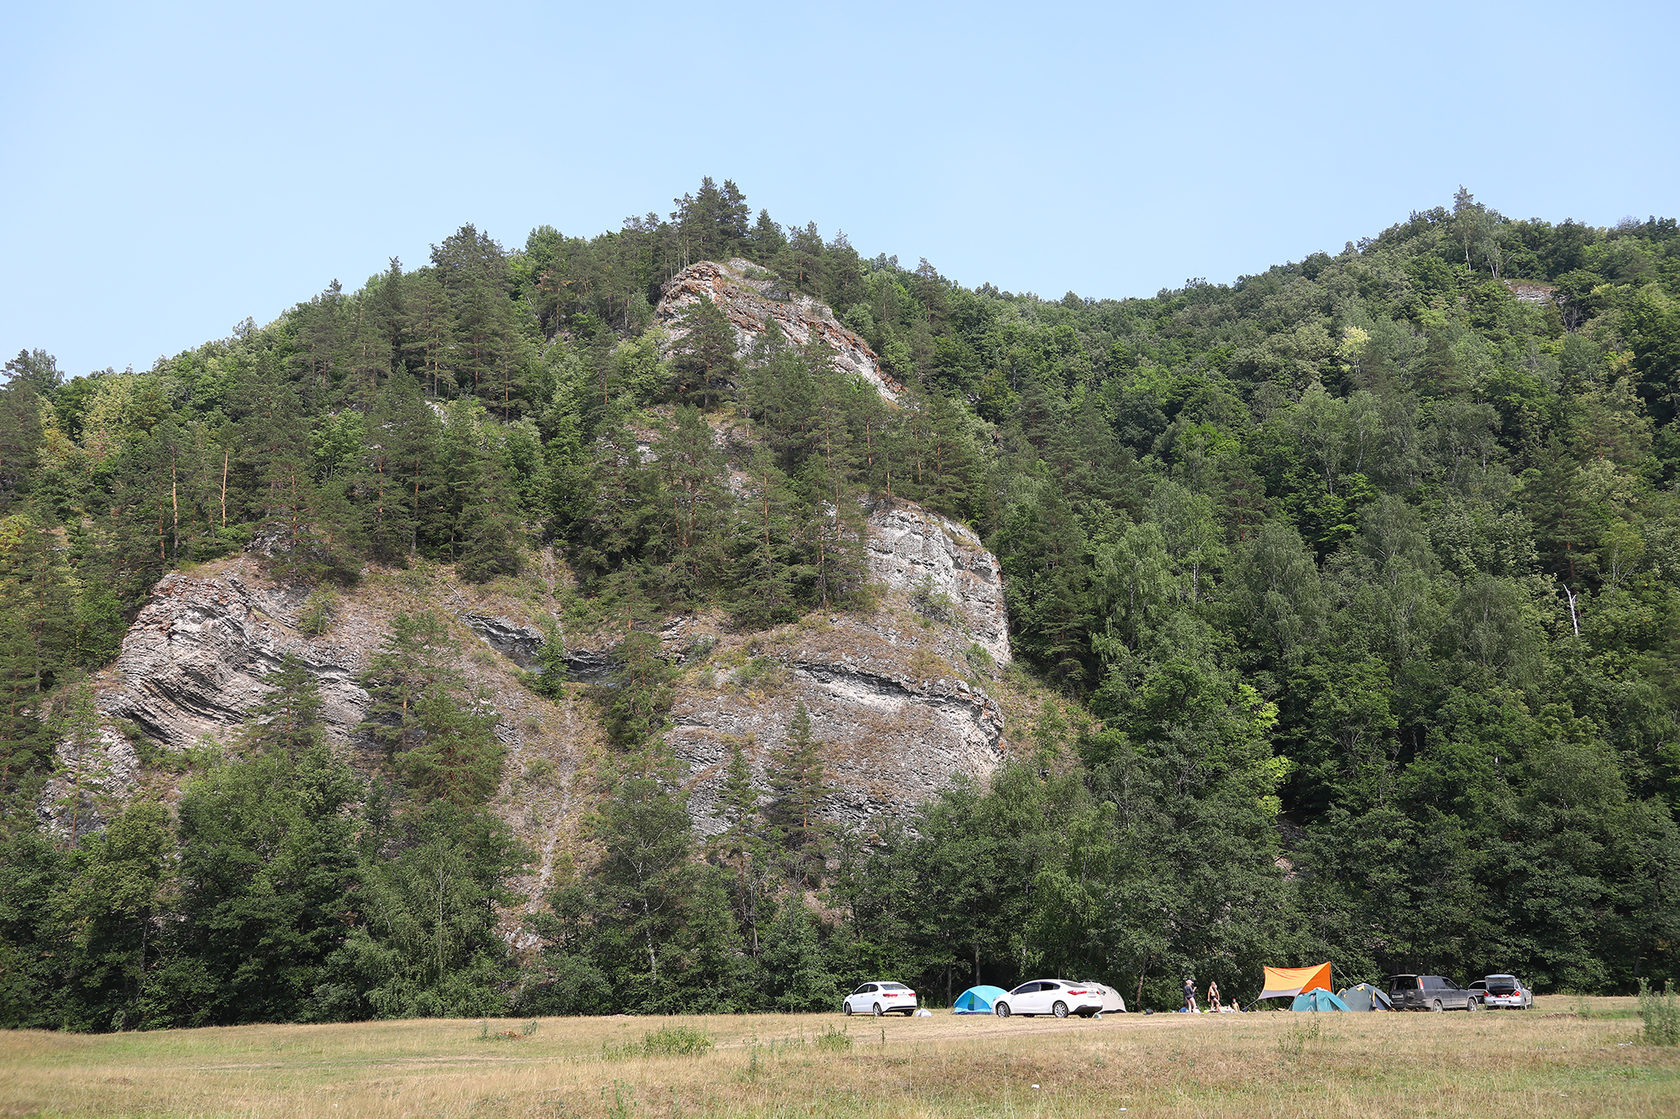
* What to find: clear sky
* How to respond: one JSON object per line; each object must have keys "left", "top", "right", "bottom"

{"left": 3, "top": 0, "right": 1677, "bottom": 377}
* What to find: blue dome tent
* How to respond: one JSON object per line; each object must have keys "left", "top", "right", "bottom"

{"left": 1290, "top": 988, "right": 1350, "bottom": 1011}
{"left": 952, "top": 985, "right": 1010, "bottom": 1014}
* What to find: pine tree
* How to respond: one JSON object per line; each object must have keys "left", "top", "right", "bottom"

{"left": 0, "top": 513, "right": 69, "bottom": 803}
{"left": 248, "top": 654, "right": 325, "bottom": 758}
{"left": 0, "top": 381, "right": 45, "bottom": 515}
{"left": 747, "top": 209, "right": 786, "bottom": 263}
{"left": 436, "top": 401, "right": 521, "bottom": 581}
{"left": 597, "top": 622, "right": 675, "bottom": 761}
{"left": 394, "top": 686, "right": 504, "bottom": 807}
{"left": 801, "top": 352, "right": 869, "bottom": 610}
{"left": 728, "top": 446, "right": 803, "bottom": 628}
{"left": 358, "top": 611, "right": 458, "bottom": 759}
{"left": 710, "top": 736, "right": 772, "bottom": 959}
{"left": 289, "top": 281, "right": 350, "bottom": 407}
{"left": 669, "top": 297, "right": 738, "bottom": 410}
{"left": 365, "top": 372, "right": 441, "bottom": 560}
{"left": 650, "top": 406, "right": 727, "bottom": 604}
{"left": 767, "top": 703, "right": 831, "bottom": 887}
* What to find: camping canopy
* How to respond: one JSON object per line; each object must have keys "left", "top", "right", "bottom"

{"left": 1338, "top": 983, "right": 1394, "bottom": 1012}
{"left": 1258, "top": 962, "right": 1333, "bottom": 1000}
{"left": 1291, "top": 989, "right": 1350, "bottom": 1012}
{"left": 952, "top": 985, "right": 1009, "bottom": 1014}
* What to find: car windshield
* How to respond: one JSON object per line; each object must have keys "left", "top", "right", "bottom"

{"left": 1390, "top": 976, "right": 1420, "bottom": 990}
{"left": 879, "top": 983, "right": 909, "bottom": 991}
{"left": 1486, "top": 978, "right": 1519, "bottom": 992}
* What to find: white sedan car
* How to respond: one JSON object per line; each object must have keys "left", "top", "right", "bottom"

{"left": 993, "top": 979, "right": 1104, "bottom": 1019}
{"left": 843, "top": 981, "right": 919, "bottom": 1016}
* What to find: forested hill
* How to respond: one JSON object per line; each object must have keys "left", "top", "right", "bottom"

{"left": 2, "top": 179, "right": 1679, "bottom": 1028}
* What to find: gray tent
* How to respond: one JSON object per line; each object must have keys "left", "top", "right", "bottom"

{"left": 1338, "top": 983, "right": 1394, "bottom": 1011}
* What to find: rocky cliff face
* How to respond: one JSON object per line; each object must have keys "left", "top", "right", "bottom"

{"left": 866, "top": 505, "right": 1010, "bottom": 670}
{"left": 60, "top": 500, "right": 1012, "bottom": 868}
{"left": 668, "top": 501, "right": 1010, "bottom": 837}
{"left": 1504, "top": 279, "right": 1555, "bottom": 305}
{"left": 58, "top": 558, "right": 603, "bottom": 908}
{"left": 98, "top": 571, "right": 372, "bottom": 751}
{"left": 656, "top": 259, "right": 902, "bottom": 400}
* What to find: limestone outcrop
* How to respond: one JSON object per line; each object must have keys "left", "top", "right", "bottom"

{"left": 667, "top": 502, "right": 1011, "bottom": 836}
{"left": 64, "top": 497, "right": 1012, "bottom": 852}
{"left": 865, "top": 505, "right": 1010, "bottom": 669}
{"left": 99, "top": 571, "right": 372, "bottom": 749}
{"left": 656, "top": 259, "right": 902, "bottom": 399}
{"left": 62, "top": 560, "right": 602, "bottom": 907}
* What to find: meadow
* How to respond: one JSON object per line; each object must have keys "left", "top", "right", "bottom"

{"left": 2, "top": 997, "right": 1676, "bottom": 1118}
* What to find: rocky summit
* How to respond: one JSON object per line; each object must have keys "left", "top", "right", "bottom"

{"left": 657, "top": 258, "right": 903, "bottom": 399}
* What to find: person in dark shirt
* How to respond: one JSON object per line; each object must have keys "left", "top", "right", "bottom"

{"left": 1183, "top": 977, "right": 1199, "bottom": 1012}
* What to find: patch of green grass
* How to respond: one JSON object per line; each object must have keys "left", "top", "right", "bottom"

{"left": 1640, "top": 978, "right": 1680, "bottom": 1045}
{"left": 606, "top": 1023, "right": 714, "bottom": 1059}
{"left": 814, "top": 1024, "right": 852, "bottom": 1053}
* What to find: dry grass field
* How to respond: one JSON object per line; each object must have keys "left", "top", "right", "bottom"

{"left": 2, "top": 996, "right": 1676, "bottom": 1118}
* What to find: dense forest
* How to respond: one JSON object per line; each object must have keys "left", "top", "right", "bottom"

{"left": 2, "top": 179, "right": 1678, "bottom": 1029}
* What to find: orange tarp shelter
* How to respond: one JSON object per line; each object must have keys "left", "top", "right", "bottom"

{"left": 1258, "top": 962, "right": 1332, "bottom": 1001}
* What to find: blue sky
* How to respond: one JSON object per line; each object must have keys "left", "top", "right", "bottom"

{"left": 3, "top": 0, "right": 1676, "bottom": 376}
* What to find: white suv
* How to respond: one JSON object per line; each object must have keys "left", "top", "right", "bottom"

{"left": 843, "top": 981, "right": 919, "bottom": 1016}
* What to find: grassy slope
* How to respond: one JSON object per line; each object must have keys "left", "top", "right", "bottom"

{"left": 3, "top": 998, "right": 1676, "bottom": 1118}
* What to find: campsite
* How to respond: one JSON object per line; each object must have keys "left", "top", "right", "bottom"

{"left": 1, "top": 996, "right": 1674, "bottom": 1118}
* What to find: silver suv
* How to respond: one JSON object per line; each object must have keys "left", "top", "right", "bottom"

{"left": 1388, "top": 974, "right": 1478, "bottom": 1011}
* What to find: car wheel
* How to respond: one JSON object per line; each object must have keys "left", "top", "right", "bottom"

{"left": 1465, "top": 997, "right": 1477, "bottom": 1012}
{"left": 872, "top": 1003, "right": 884, "bottom": 1017}
{"left": 844, "top": 1003, "right": 853, "bottom": 1017}
{"left": 995, "top": 1002, "right": 1011, "bottom": 1018}
{"left": 1431, "top": 1000, "right": 1443, "bottom": 1012}
{"left": 1053, "top": 1001, "right": 1069, "bottom": 1019}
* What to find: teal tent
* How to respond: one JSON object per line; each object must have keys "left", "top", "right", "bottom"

{"left": 1338, "top": 983, "right": 1394, "bottom": 1012}
{"left": 953, "top": 985, "right": 1009, "bottom": 1014}
{"left": 1290, "top": 989, "right": 1350, "bottom": 1011}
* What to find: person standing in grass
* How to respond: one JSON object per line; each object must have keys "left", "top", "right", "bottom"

{"left": 1207, "top": 980, "right": 1222, "bottom": 1012}
{"left": 1183, "top": 977, "right": 1199, "bottom": 1013}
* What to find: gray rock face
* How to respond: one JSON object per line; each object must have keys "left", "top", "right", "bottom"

{"left": 62, "top": 559, "right": 598, "bottom": 905}
{"left": 866, "top": 504, "right": 1011, "bottom": 669}
{"left": 656, "top": 259, "right": 902, "bottom": 400}
{"left": 1505, "top": 280, "right": 1555, "bottom": 305}
{"left": 38, "top": 725, "right": 141, "bottom": 842}
{"left": 99, "top": 570, "right": 371, "bottom": 749}
{"left": 671, "top": 640, "right": 1006, "bottom": 840}
{"left": 70, "top": 496, "right": 1014, "bottom": 849}
{"left": 668, "top": 502, "right": 1013, "bottom": 836}
{"left": 461, "top": 613, "right": 546, "bottom": 667}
